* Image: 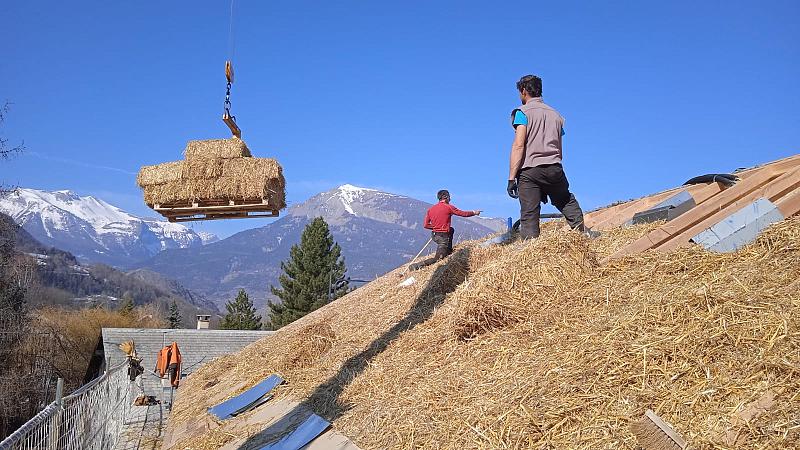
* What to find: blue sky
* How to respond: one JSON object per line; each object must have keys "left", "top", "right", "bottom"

{"left": 2, "top": 1, "right": 798, "bottom": 238}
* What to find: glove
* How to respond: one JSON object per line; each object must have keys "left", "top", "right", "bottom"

{"left": 507, "top": 180, "right": 519, "bottom": 199}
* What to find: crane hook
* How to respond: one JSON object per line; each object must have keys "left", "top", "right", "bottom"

{"left": 222, "top": 60, "right": 241, "bottom": 139}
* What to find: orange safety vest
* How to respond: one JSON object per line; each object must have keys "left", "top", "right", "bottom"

{"left": 155, "top": 342, "right": 182, "bottom": 387}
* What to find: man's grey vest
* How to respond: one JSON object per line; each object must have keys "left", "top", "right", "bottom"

{"left": 514, "top": 97, "right": 564, "bottom": 169}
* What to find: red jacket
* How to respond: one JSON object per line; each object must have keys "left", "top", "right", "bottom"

{"left": 423, "top": 201, "right": 476, "bottom": 233}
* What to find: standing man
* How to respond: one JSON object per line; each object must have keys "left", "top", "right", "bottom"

{"left": 506, "top": 74, "right": 592, "bottom": 239}
{"left": 410, "top": 190, "right": 481, "bottom": 271}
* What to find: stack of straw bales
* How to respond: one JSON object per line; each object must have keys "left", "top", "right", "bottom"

{"left": 167, "top": 219, "right": 800, "bottom": 449}
{"left": 136, "top": 138, "right": 285, "bottom": 209}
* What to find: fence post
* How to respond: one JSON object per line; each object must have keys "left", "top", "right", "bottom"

{"left": 55, "top": 379, "right": 63, "bottom": 407}
{"left": 47, "top": 378, "right": 64, "bottom": 450}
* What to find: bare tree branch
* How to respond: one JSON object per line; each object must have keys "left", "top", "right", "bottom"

{"left": 1, "top": 101, "right": 25, "bottom": 194}
{"left": 0, "top": 101, "right": 25, "bottom": 160}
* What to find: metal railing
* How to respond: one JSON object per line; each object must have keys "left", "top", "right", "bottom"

{"left": 0, "top": 361, "right": 131, "bottom": 450}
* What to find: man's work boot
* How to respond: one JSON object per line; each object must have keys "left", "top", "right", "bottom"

{"left": 583, "top": 228, "right": 601, "bottom": 239}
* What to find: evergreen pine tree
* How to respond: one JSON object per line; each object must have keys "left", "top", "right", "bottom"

{"left": 119, "top": 293, "right": 135, "bottom": 316}
{"left": 267, "top": 217, "right": 348, "bottom": 329}
{"left": 221, "top": 289, "right": 262, "bottom": 330}
{"left": 167, "top": 300, "right": 182, "bottom": 329}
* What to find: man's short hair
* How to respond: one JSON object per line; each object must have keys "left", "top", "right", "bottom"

{"left": 437, "top": 190, "right": 450, "bottom": 201}
{"left": 516, "top": 75, "right": 542, "bottom": 97}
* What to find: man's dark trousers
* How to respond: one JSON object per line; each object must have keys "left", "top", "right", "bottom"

{"left": 410, "top": 228, "right": 454, "bottom": 270}
{"left": 518, "top": 164, "right": 585, "bottom": 239}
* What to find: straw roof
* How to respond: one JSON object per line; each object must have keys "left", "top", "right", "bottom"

{"left": 136, "top": 138, "right": 285, "bottom": 209}
{"left": 164, "top": 217, "right": 800, "bottom": 449}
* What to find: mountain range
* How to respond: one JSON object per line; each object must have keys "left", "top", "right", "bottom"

{"left": 0, "top": 211, "right": 218, "bottom": 320}
{"left": 2, "top": 185, "right": 506, "bottom": 310}
{"left": 133, "top": 184, "right": 505, "bottom": 308}
{"left": 0, "top": 189, "right": 217, "bottom": 266}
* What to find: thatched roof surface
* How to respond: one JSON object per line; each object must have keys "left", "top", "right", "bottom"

{"left": 164, "top": 217, "right": 800, "bottom": 449}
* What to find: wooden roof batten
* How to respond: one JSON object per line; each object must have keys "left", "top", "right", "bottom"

{"left": 582, "top": 153, "right": 800, "bottom": 260}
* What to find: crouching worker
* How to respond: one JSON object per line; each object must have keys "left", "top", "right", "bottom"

{"left": 409, "top": 190, "right": 481, "bottom": 271}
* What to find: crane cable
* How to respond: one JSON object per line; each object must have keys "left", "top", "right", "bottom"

{"left": 222, "top": 0, "right": 241, "bottom": 137}
{"left": 227, "top": 0, "right": 236, "bottom": 65}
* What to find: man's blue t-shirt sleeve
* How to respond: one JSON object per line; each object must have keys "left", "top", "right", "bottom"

{"left": 511, "top": 109, "right": 528, "bottom": 128}
{"left": 510, "top": 109, "right": 565, "bottom": 134}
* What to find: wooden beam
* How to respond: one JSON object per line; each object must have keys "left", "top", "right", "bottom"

{"left": 609, "top": 165, "right": 786, "bottom": 258}
{"left": 587, "top": 153, "right": 800, "bottom": 231}
{"left": 733, "top": 153, "right": 800, "bottom": 177}
{"left": 587, "top": 189, "right": 680, "bottom": 230}
{"left": 589, "top": 182, "right": 725, "bottom": 231}
{"left": 775, "top": 187, "right": 800, "bottom": 217}
{"left": 660, "top": 166, "right": 800, "bottom": 251}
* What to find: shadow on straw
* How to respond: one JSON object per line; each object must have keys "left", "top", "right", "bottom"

{"left": 237, "top": 247, "right": 472, "bottom": 449}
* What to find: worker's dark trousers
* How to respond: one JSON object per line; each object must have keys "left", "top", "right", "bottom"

{"left": 410, "top": 228, "right": 454, "bottom": 270}
{"left": 518, "top": 164, "right": 585, "bottom": 239}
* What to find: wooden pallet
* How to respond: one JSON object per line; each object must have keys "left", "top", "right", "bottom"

{"left": 150, "top": 199, "right": 280, "bottom": 223}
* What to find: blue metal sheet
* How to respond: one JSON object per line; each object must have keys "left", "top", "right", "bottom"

{"left": 692, "top": 198, "right": 785, "bottom": 252}
{"left": 260, "top": 413, "right": 330, "bottom": 450}
{"left": 232, "top": 394, "right": 274, "bottom": 417}
{"left": 208, "top": 374, "right": 284, "bottom": 420}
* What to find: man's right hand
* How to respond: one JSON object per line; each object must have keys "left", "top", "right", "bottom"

{"left": 507, "top": 180, "right": 519, "bottom": 199}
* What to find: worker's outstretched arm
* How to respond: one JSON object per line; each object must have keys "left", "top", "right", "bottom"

{"left": 450, "top": 205, "right": 482, "bottom": 217}
{"left": 509, "top": 124, "right": 527, "bottom": 180}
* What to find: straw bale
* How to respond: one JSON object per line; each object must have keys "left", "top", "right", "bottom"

{"left": 184, "top": 138, "right": 251, "bottom": 160}
{"left": 220, "top": 158, "right": 286, "bottom": 202}
{"left": 141, "top": 181, "right": 191, "bottom": 205}
{"left": 141, "top": 158, "right": 286, "bottom": 208}
{"left": 182, "top": 158, "right": 224, "bottom": 180}
{"left": 138, "top": 137, "right": 285, "bottom": 207}
{"left": 167, "top": 217, "right": 800, "bottom": 450}
{"left": 136, "top": 161, "right": 183, "bottom": 187}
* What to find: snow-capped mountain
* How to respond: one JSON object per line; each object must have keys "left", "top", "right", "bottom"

{"left": 196, "top": 231, "right": 220, "bottom": 245}
{"left": 135, "top": 184, "right": 506, "bottom": 308}
{"left": 0, "top": 188, "right": 218, "bottom": 267}
{"left": 293, "top": 184, "right": 506, "bottom": 233}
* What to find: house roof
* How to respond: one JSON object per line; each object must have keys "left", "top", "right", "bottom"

{"left": 101, "top": 328, "right": 274, "bottom": 394}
